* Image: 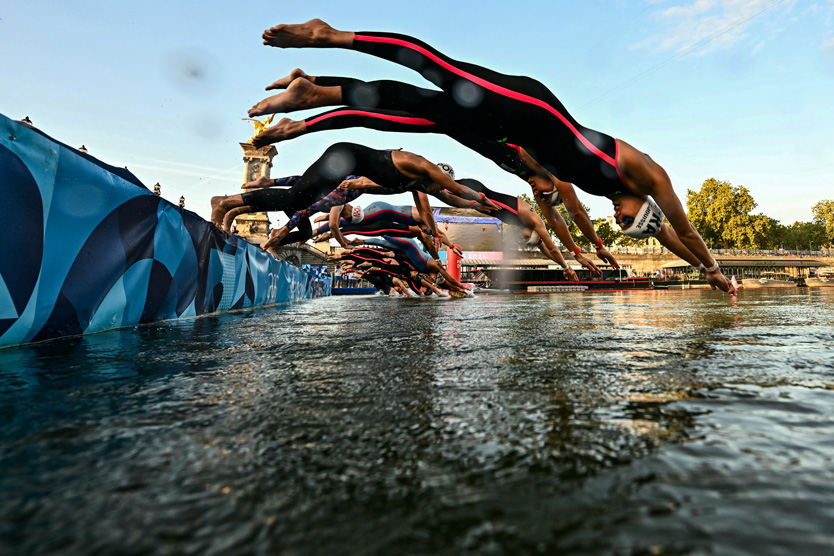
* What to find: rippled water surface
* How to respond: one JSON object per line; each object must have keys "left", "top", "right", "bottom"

{"left": 2, "top": 289, "right": 834, "bottom": 555}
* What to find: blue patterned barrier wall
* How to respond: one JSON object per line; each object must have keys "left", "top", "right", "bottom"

{"left": 0, "top": 113, "right": 328, "bottom": 349}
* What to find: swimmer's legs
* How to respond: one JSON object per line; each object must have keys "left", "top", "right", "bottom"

{"left": 222, "top": 205, "right": 255, "bottom": 234}
{"left": 251, "top": 117, "right": 307, "bottom": 148}
{"left": 210, "top": 194, "right": 246, "bottom": 231}
{"left": 266, "top": 68, "right": 314, "bottom": 91}
{"left": 249, "top": 77, "right": 342, "bottom": 118}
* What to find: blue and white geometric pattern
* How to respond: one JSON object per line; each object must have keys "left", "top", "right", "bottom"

{"left": 0, "top": 113, "right": 328, "bottom": 349}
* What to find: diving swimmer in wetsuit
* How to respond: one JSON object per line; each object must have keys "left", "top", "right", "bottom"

{"left": 247, "top": 100, "right": 619, "bottom": 272}
{"left": 248, "top": 19, "right": 735, "bottom": 294}
{"left": 210, "top": 142, "right": 498, "bottom": 242}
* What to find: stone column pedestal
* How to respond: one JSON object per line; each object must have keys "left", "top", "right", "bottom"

{"left": 236, "top": 142, "right": 277, "bottom": 243}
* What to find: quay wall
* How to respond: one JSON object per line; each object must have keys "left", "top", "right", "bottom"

{"left": 583, "top": 252, "right": 834, "bottom": 275}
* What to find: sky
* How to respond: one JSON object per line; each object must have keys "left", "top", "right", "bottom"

{"left": 2, "top": 0, "right": 833, "bottom": 228}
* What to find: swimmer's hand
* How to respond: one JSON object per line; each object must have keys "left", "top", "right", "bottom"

{"left": 432, "top": 234, "right": 442, "bottom": 252}
{"left": 595, "top": 246, "right": 620, "bottom": 270}
{"left": 706, "top": 268, "right": 738, "bottom": 295}
{"left": 564, "top": 267, "right": 579, "bottom": 284}
{"left": 339, "top": 176, "right": 380, "bottom": 190}
{"left": 480, "top": 198, "right": 501, "bottom": 212}
{"left": 574, "top": 253, "right": 601, "bottom": 277}
{"left": 473, "top": 202, "right": 498, "bottom": 214}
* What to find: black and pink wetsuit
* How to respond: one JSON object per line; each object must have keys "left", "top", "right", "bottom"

{"left": 452, "top": 178, "right": 526, "bottom": 228}
{"left": 323, "top": 32, "right": 629, "bottom": 198}
{"left": 300, "top": 100, "right": 535, "bottom": 181}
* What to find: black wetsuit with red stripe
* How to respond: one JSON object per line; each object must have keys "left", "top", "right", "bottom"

{"left": 302, "top": 93, "right": 534, "bottom": 180}
{"left": 324, "top": 219, "right": 420, "bottom": 239}
{"left": 343, "top": 249, "right": 423, "bottom": 290}
{"left": 334, "top": 32, "right": 627, "bottom": 198}
{"left": 454, "top": 178, "right": 526, "bottom": 228}
{"left": 240, "top": 142, "right": 425, "bottom": 213}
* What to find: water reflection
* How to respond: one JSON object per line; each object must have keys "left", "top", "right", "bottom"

{"left": 1, "top": 289, "right": 833, "bottom": 554}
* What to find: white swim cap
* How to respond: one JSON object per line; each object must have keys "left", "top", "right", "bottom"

{"left": 350, "top": 206, "right": 364, "bottom": 224}
{"left": 436, "top": 162, "right": 455, "bottom": 180}
{"left": 622, "top": 198, "right": 664, "bottom": 238}
{"left": 526, "top": 230, "right": 541, "bottom": 245}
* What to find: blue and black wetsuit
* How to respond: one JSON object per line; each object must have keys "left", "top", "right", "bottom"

{"left": 267, "top": 176, "right": 363, "bottom": 246}
{"left": 316, "top": 201, "right": 418, "bottom": 236}
{"left": 365, "top": 235, "right": 432, "bottom": 273}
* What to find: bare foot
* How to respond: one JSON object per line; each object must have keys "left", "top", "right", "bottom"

{"left": 261, "top": 19, "right": 351, "bottom": 48}
{"left": 251, "top": 118, "right": 307, "bottom": 148}
{"left": 266, "top": 69, "right": 314, "bottom": 91}
{"left": 261, "top": 230, "right": 280, "bottom": 251}
{"left": 249, "top": 78, "right": 329, "bottom": 118}
{"left": 223, "top": 206, "right": 251, "bottom": 233}
{"left": 210, "top": 196, "right": 231, "bottom": 230}
{"left": 241, "top": 175, "right": 274, "bottom": 190}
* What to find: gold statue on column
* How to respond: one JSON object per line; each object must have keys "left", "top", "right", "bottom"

{"left": 241, "top": 115, "right": 274, "bottom": 143}
{"left": 236, "top": 119, "right": 277, "bottom": 243}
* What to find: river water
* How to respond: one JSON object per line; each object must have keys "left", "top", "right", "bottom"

{"left": 2, "top": 289, "right": 833, "bottom": 555}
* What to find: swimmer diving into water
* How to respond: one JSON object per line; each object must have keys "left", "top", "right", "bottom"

{"left": 247, "top": 19, "right": 735, "bottom": 294}
{"left": 248, "top": 102, "right": 619, "bottom": 272}
{"left": 210, "top": 142, "right": 499, "bottom": 242}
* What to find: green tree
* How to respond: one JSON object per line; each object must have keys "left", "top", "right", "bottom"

{"left": 762, "top": 217, "right": 785, "bottom": 250}
{"left": 812, "top": 200, "right": 834, "bottom": 246}
{"left": 594, "top": 218, "right": 620, "bottom": 247}
{"left": 686, "top": 178, "right": 771, "bottom": 249}
{"left": 781, "top": 221, "right": 827, "bottom": 251}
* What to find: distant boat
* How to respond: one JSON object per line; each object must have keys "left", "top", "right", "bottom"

{"left": 806, "top": 268, "right": 834, "bottom": 288}
{"left": 741, "top": 272, "right": 797, "bottom": 289}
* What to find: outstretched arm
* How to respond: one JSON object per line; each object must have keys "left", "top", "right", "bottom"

{"left": 328, "top": 204, "right": 348, "bottom": 247}
{"left": 429, "top": 260, "right": 467, "bottom": 292}
{"left": 395, "top": 154, "right": 501, "bottom": 211}
{"left": 617, "top": 141, "right": 734, "bottom": 294}
{"left": 420, "top": 276, "right": 451, "bottom": 297}
{"left": 531, "top": 222, "right": 579, "bottom": 284}
{"left": 646, "top": 174, "right": 734, "bottom": 293}
{"left": 521, "top": 148, "right": 619, "bottom": 268}
{"left": 531, "top": 196, "right": 602, "bottom": 276}
{"left": 431, "top": 187, "right": 498, "bottom": 214}
{"left": 548, "top": 178, "right": 619, "bottom": 269}
{"left": 413, "top": 191, "right": 439, "bottom": 237}
{"left": 654, "top": 223, "right": 701, "bottom": 267}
